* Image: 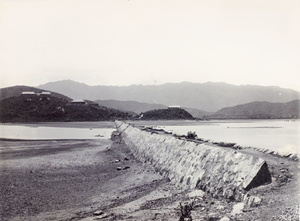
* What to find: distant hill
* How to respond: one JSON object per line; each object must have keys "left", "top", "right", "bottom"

{"left": 38, "top": 80, "right": 300, "bottom": 112}
{"left": 0, "top": 95, "right": 131, "bottom": 122}
{"left": 140, "top": 108, "right": 194, "bottom": 120}
{"left": 208, "top": 100, "right": 300, "bottom": 119}
{"left": 0, "top": 85, "right": 71, "bottom": 101}
{"left": 94, "top": 99, "right": 211, "bottom": 119}
{"left": 183, "top": 107, "right": 213, "bottom": 119}
{"left": 94, "top": 99, "right": 167, "bottom": 114}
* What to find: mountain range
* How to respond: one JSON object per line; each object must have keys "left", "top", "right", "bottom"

{"left": 1, "top": 81, "right": 299, "bottom": 120}
{"left": 38, "top": 80, "right": 300, "bottom": 112}
{"left": 94, "top": 99, "right": 167, "bottom": 114}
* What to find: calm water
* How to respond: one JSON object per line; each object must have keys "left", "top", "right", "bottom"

{"left": 0, "top": 122, "right": 116, "bottom": 140}
{"left": 1, "top": 120, "right": 299, "bottom": 155}
{"left": 135, "top": 120, "right": 300, "bottom": 155}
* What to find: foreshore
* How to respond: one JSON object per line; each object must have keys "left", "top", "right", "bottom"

{"left": 0, "top": 126, "right": 299, "bottom": 220}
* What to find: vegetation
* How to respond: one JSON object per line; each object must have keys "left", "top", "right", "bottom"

{"left": 186, "top": 131, "right": 197, "bottom": 140}
{"left": 0, "top": 85, "right": 71, "bottom": 101}
{"left": 0, "top": 95, "right": 132, "bottom": 122}
{"left": 207, "top": 100, "right": 300, "bottom": 119}
{"left": 140, "top": 108, "right": 194, "bottom": 120}
{"left": 177, "top": 199, "right": 196, "bottom": 221}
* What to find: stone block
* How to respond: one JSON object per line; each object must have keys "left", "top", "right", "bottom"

{"left": 116, "top": 121, "right": 272, "bottom": 201}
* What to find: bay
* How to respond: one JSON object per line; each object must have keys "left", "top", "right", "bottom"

{"left": 0, "top": 122, "right": 116, "bottom": 140}
{"left": 134, "top": 119, "right": 300, "bottom": 155}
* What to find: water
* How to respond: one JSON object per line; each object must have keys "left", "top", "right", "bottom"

{"left": 0, "top": 122, "right": 116, "bottom": 140}
{"left": 137, "top": 120, "right": 300, "bottom": 155}
{"left": 1, "top": 120, "right": 299, "bottom": 155}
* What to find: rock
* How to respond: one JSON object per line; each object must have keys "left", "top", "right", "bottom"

{"left": 244, "top": 195, "right": 262, "bottom": 208}
{"left": 117, "top": 121, "right": 272, "bottom": 201}
{"left": 116, "top": 167, "right": 122, "bottom": 171}
{"left": 124, "top": 157, "right": 129, "bottom": 161}
{"left": 231, "top": 202, "right": 244, "bottom": 216}
{"left": 216, "top": 205, "right": 225, "bottom": 211}
{"left": 207, "top": 212, "right": 219, "bottom": 221}
{"left": 289, "top": 154, "right": 299, "bottom": 161}
{"left": 187, "top": 189, "right": 205, "bottom": 198}
{"left": 252, "top": 196, "right": 262, "bottom": 207}
{"left": 151, "top": 213, "right": 159, "bottom": 220}
{"left": 123, "top": 166, "right": 130, "bottom": 170}
{"left": 95, "top": 213, "right": 109, "bottom": 219}
{"left": 219, "top": 216, "right": 230, "bottom": 221}
{"left": 93, "top": 210, "right": 104, "bottom": 216}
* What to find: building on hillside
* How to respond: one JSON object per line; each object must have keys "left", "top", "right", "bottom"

{"left": 40, "top": 91, "right": 51, "bottom": 96}
{"left": 70, "top": 100, "right": 87, "bottom": 105}
{"left": 21, "top": 91, "right": 36, "bottom": 101}
{"left": 21, "top": 91, "right": 51, "bottom": 96}
{"left": 21, "top": 91, "right": 36, "bottom": 96}
{"left": 168, "top": 105, "right": 181, "bottom": 109}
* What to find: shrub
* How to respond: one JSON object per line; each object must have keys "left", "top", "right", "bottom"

{"left": 187, "top": 131, "right": 197, "bottom": 139}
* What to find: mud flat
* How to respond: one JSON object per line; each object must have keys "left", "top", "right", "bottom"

{"left": 0, "top": 137, "right": 165, "bottom": 221}
{"left": 0, "top": 122, "right": 299, "bottom": 221}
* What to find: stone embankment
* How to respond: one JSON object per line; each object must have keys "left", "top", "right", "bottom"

{"left": 116, "top": 121, "right": 272, "bottom": 202}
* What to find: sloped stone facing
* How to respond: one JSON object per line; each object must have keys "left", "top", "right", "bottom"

{"left": 116, "top": 122, "right": 271, "bottom": 201}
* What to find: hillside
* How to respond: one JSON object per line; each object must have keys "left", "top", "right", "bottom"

{"left": 0, "top": 85, "right": 71, "bottom": 101}
{"left": 0, "top": 95, "right": 131, "bottom": 122}
{"left": 38, "top": 80, "right": 300, "bottom": 112}
{"left": 140, "top": 108, "right": 194, "bottom": 120}
{"left": 208, "top": 100, "right": 300, "bottom": 119}
{"left": 94, "top": 99, "right": 167, "bottom": 114}
{"left": 183, "top": 107, "right": 212, "bottom": 119}
{"left": 94, "top": 99, "right": 210, "bottom": 119}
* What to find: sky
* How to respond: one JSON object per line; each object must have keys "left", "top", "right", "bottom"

{"left": 0, "top": 0, "right": 299, "bottom": 91}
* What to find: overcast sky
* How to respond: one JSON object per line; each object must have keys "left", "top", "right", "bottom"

{"left": 0, "top": 0, "right": 299, "bottom": 91}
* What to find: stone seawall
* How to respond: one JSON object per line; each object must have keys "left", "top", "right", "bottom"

{"left": 116, "top": 121, "right": 271, "bottom": 201}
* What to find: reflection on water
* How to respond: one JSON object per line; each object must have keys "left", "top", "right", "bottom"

{"left": 153, "top": 120, "right": 300, "bottom": 155}
{"left": 0, "top": 123, "right": 115, "bottom": 140}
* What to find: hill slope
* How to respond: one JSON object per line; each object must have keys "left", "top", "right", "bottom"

{"left": 0, "top": 85, "right": 71, "bottom": 101}
{"left": 0, "top": 95, "right": 131, "bottom": 122}
{"left": 140, "top": 108, "right": 194, "bottom": 120}
{"left": 94, "top": 99, "right": 210, "bottom": 118}
{"left": 208, "top": 100, "right": 300, "bottom": 119}
{"left": 38, "top": 80, "right": 300, "bottom": 112}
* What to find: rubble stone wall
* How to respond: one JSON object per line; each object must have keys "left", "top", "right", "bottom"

{"left": 116, "top": 121, "right": 271, "bottom": 201}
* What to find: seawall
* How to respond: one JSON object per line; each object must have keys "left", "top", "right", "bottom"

{"left": 116, "top": 121, "right": 272, "bottom": 201}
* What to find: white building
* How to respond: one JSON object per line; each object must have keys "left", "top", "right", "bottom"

{"left": 168, "top": 105, "right": 181, "bottom": 109}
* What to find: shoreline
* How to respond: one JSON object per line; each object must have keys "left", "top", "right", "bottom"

{"left": 129, "top": 119, "right": 300, "bottom": 158}
{"left": 0, "top": 128, "right": 299, "bottom": 220}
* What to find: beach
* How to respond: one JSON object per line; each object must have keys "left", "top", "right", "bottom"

{"left": 0, "top": 135, "right": 166, "bottom": 221}
{"left": 0, "top": 122, "right": 299, "bottom": 220}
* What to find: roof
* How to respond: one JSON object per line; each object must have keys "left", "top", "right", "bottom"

{"left": 71, "top": 99, "right": 86, "bottom": 103}
{"left": 41, "top": 91, "right": 51, "bottom": 95}
{"left": 21, "top": 91, "right": 36, "bottom": 95}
